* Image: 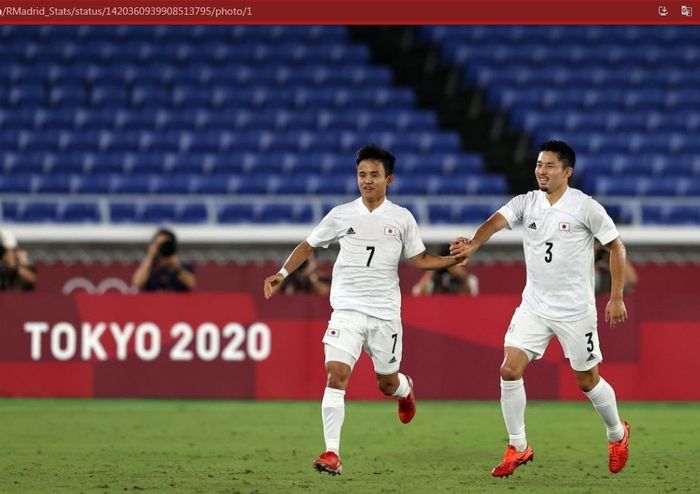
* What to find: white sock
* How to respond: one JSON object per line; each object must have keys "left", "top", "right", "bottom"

{"left": 391, "top": 373, "right": 410, "bottom": 399}
{"left": 500, "top": 378, "right": 528, "bottom": 451}
{"left": 584, "top": 377, "right": 625, "bottom": 442}
{"left": 321, "top": 387, "right": 346, "bottom": 454}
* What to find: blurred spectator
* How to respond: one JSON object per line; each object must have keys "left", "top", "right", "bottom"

{"left": 280, "top": 250, "right": 330, "bottom": 295}
{"left": 594, "top": 241, "right": 638, "bottom": 294}
{"left": 412, "top": 245, "right": 479, "bottom": 296}
{"left": 0, "top": 229, "right": 37, "bottom": 292}
{"left": 132, "top": 228, "right": 196, "bottom": 292}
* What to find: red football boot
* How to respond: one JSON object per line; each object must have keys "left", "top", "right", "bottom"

{"left": 398, "top": 375, "right": 416, "bottom": 424}
{"left": 491, "top": 444, "right": 534, "bottom": 478}
{"left": 608, "top": 421, "right": 631, "bottom": 473}
{"left": 313, "top": 451, "right": 342, "bottom": 476}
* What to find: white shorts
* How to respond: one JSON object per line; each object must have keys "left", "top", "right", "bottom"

{"left": 504, "top": 307, "right": 602, "bottom": 372}
{"left": 322, "top": 309, "right": 402, "bottom": 375}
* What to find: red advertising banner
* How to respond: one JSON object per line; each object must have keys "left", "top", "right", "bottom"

{"left": 1, "top": 292, "right": 699, "bottom": 400}
{"left": 0, "top": 1, "right": 698, "bottom": 24}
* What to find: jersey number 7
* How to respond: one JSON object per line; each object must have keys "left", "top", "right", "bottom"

{"left": 366, "top": 246, "right": 375, "bottom": 266}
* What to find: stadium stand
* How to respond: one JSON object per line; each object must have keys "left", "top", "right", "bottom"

{"left": 1, "top": 26, "right": 699, "bottom": 227}
{"left": 419, "top": 26, "right": 700, "bottom": 224}
{"left": 0, "top": 25, "right": 503, "bottom": 226}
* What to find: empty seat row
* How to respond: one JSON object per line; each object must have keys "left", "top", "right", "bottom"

{"left": 0, "top": 173, "right": 506, "bottom": 196}
{"left": 1, "top": 151, "right": 485, "bottom": 177}
{"left": 0, "top": 107, "right": 438, "bottom": 132}
{"left": 1, "top": 42, "right": 371, "bottom": 65}
{"left": 511, "top": 109, "right": 700, "bottom": 133}
{"left": 471, "top": 65, "right": 700, "bottom": 89}
{"left": 578, "top": 154, "right": 700, "bottom": 177}
{"left": 489, "top": 87, "right": 700, "bottom": 111}
{"left": 422, "top": 25, "right": 700, "bottom": 44}
{"left": 1, "top": 85, "right": 416, "bottom": 110}
{"left": 442, "top": 41, "right": 700, "bottom": 68}
{"left": 0, "top": 25, "right": 349, "bottom": 43}
{"left": 533, "top": 132, "right": 700, "bottom": 155}
{"left": 0, "top": 64, "right": 393, "bottom": 88}
{"left": 0, "top": 201, "right": 314, "bottom": 224}
{"left": 4, "top": 200, "right": 698, "bottom": 225}
{"left": 0, "top": 129, "right": 458, "bottom": 154}
{"left": 581, "top": 176, "right": 700, "bottom": 197}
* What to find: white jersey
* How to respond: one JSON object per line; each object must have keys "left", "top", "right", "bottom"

{"left": 497, "top": 187, "right": 619, "bottom": 322}
{"left": 306, "top": 197, "right": 425, "bottom": 320}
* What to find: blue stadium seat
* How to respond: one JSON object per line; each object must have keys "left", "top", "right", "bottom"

{"left": 141, "top": 203, "right": 177, "bottom": 223}
{"left": 19, "top": 202, "right": 59, "bottom": 222}
{"left": 259, "top": 203, "right": 313, "bottom": 223}
{"left": 110, "top": 203, "right": 138, "bottom": 223}
{"left": 0, "top": 175, "right": 33, "bottom": 193}
{"left": 178, "top": 203, "right": 208, "bottom": 223}
{"left": 60, "top": 202, "right": 100, "bottom": 223}
{"left": 218, "top": 203, "right": 256, "bottom": 223}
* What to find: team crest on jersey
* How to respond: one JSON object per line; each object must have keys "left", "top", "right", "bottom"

{"left": 326, "top": 329, "right": 340, "bottom": 338}
{"left": 384, "top": 226, "right": 396, "bottom": 236}
{"left": 559, "top": 222, "right": 570, "bottom": 231}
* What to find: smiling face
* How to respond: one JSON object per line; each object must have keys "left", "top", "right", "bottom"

{"left": 357, "top": 159, "right": 392, "bottom": 204}
{"left": 535, "top": 150, "right": 572, "bottom": 195}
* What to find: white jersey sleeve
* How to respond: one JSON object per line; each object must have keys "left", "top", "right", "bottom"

{"left": 585, "top": 199, "right": 619, "bottom": 246}
{"left": 401, "top": 211, "right": 426, "bottom": 259}
{"left": 306, "top": 209, "right": 341, "bottom": 248}
{"left": 497, "top": 193, "right": 529, "bottom": 228}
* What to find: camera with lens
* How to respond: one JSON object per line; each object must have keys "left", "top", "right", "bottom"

{"left": 157, "top": 239, "right": 177, "bottom": 257}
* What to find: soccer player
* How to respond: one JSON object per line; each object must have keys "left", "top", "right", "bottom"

{"left": 264, "top": 144, "right": 466, "bottom": 475}
{"left": 450, "top": 140, "right": 630, "bottom": 477}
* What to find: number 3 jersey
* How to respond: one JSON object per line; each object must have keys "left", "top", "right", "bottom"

{"left": 497, "top": 187, "right": 619, "bottom": 322}
{"left": 307, "top": 198, "right": 425, "bottom": 320}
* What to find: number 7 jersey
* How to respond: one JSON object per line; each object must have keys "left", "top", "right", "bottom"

{"left": 497, "top": 187, "right": 619, "bottom": 321}
{"left": 306, "top": 198, "right": 426, "bottom": 320}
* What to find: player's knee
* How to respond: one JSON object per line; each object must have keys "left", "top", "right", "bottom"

{"left": 576, "top": 373, "right": 598, "bottom": 392}
{"left": 326, "top": 370, "right": 351, "bottom": 390}
{"left": 500, "top": 363, "right": 523, "bottom": 381}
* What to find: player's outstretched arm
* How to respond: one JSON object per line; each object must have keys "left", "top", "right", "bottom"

{"left": 263, "top": 240, "right": 314, "bottom": 299}
{"left": 604, "top": 236, "right": 628, "bottom": 328}
{"left": 408, "top": 249, "right": 462, "bottom": 271}
{"left": 450, "top": 212, "right": 509, "bottom": 260}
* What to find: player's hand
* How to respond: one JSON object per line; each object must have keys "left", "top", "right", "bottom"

{"left": 263, "top": 273, "right": 284, "bottom": 299}
{"left": 147, "top": 237, "right": 163, "bottom": 257}
{"left": 449, "top": 237, "right": 479, "bottom": 262}
{"left": 605, "top": 298, "right": 627, "bottom": 328}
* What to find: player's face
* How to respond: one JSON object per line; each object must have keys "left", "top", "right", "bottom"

{"left": 357, "top": 159, "right": 392, "bottom": 201}
{"left": 535, "top": 151, "right": 571, "bottom": 193}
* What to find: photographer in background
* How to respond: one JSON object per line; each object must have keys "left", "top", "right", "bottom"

{"left": 132, "top": 228, "right": 196, "bottom": 292}
{"left": 411, "top": 244, "right": 479, "bottom": 296}
{"left": 280, "top": 249, "right": 330, "bottom": 295}
{"left": 0, "top": 229, "right": 37, "bottom": 292}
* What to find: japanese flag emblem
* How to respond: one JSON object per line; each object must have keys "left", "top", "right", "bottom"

{"left": 326, "top": 329, "right": 340, "bottom": 338}
{"left": 384, "top": 226, "right": 395, "bottom": 236}
{"left": 559, "top": 222, "right": 570, "bottom": 231}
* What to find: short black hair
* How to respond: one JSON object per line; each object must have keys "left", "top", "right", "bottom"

{"left": 154, "top": 228, "right": 176, "bottom": 243}
{"left": 539, "top": 140, "right": 576, "bottom": 168}
{"left": 355, "top": 144, "right": 395, "bottom": 176}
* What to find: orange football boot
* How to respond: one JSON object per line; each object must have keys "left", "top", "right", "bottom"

{"left": 313, "top": 451, "right": 342, "bottom": 475}
{"left": 491, "top": 444, "right": 534, "bottom": 478}
{"left": 608, "top": 421, "right": 631, "bottom": 473}
{"left": 398, "top": 376, "right": 416, "bottom": 424}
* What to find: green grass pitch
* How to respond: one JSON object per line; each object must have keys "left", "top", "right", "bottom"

{"left": 1, "top": 399, "right": 697, "bottom": 493}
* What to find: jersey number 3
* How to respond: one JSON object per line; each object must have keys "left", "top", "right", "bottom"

{"left": 544, "top": 242, "right": 553, "bottom": 263}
